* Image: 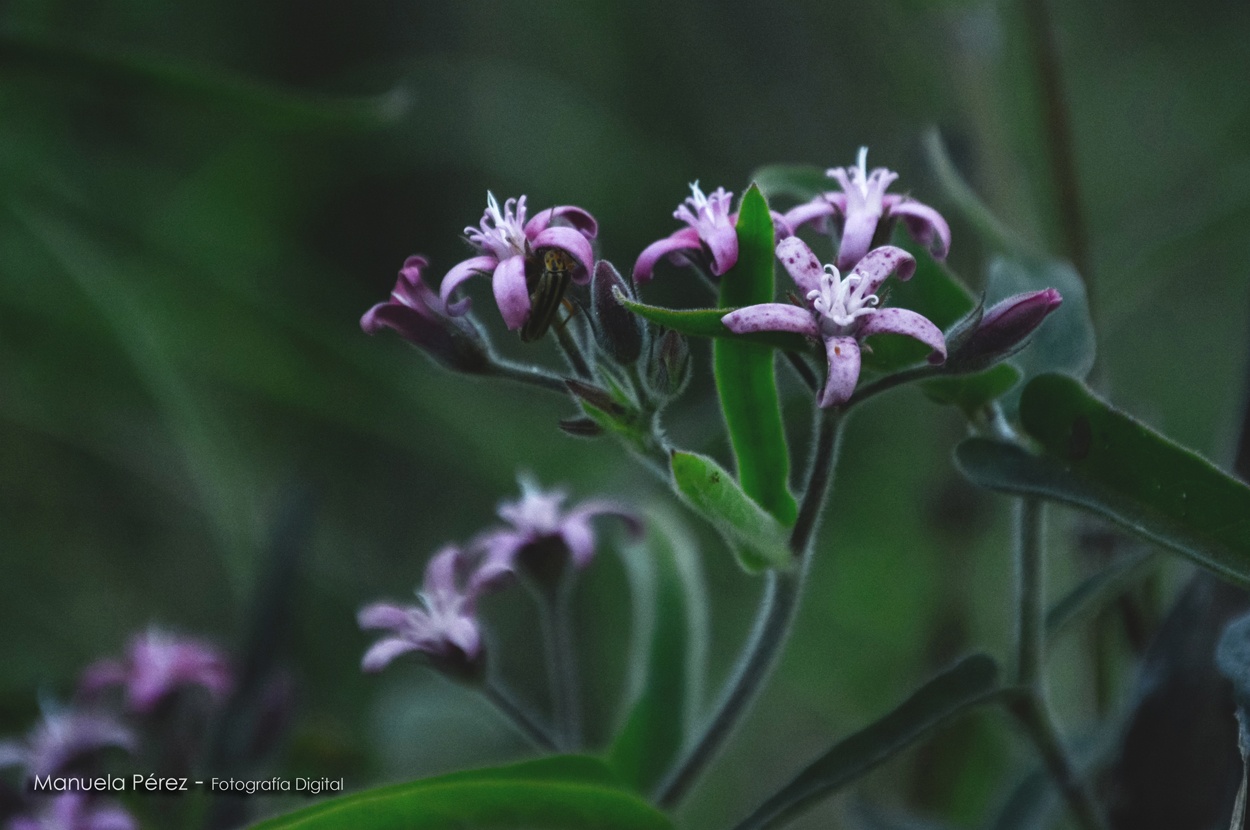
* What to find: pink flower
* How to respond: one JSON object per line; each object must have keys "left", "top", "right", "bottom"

{"left": 7, "top": 793, "right": 135, "bottom": 830}
{"left": 78, "top": 629, "right": 232, "bottom": 714}
{"left": 784, "top": 147, "right": 950, "bottom": 272}
{"left": 0, "top": 712, "right": 133, "bottom": 780}
{"left": 439, "top": 193, "right": 597, "bottom": 331}
{"left": 722, "top": 238, "right": 946, "bottom": 408}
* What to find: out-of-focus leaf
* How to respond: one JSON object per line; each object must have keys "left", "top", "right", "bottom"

{"left": 616, "top": 292, "right": 808, "bottom": 353}
{"left": 0, "top": 30, "right": 408, "bottom": 129}
{"left": 249, "top": 756, "right": 672, "bottom": 830}
{"left": 713, "top": 184, "right": 796, "bottom": 525}
{"left": 609, "top": 508, "right": 708, "bottom": 793}
{"left": 731, "top": 655, "right": 1000, "bottom": 830}
{"left": 669, "top": 451, "right": 791, "bottom": 572}
{"left": 921, "top": 364, "right": 1022, "bottom": 417}
{"left": 751, "top": 164, "right": 829, "bottom": 203}
{"left": 984, "top": 767, "right": 1056, "bottom": 830}
{"left": 955, "top": 374, "right": 1250, "bottom": 585}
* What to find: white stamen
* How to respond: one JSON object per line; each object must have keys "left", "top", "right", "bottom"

{"left": 808, "top": 263, "right": 879, "bottom": 331}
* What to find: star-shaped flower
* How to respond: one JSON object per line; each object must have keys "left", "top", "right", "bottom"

{"left": 722, "top": 237, "right": 946, "bottom": 408}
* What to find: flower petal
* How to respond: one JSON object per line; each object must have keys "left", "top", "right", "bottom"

{"left": 491, "top": 254, "right": 531, "bottom": 330}
{"left": 702, "top": 222, "right": 739, "bottom": 276}
{"left": 524, "top": 205, "right": 598, "bottom": 239}
{"left": 633, "top": 227, "right": 702, "bottom": 283}
{"left": 819, "top": 336, "right": 861, "bottom": 408}
{"left": 782, "top": 198, "right": 839, "bottom": 235}
{"left": 78, "top": 658, "right": 128, "bottom": 698}
{"left": 422, "top": 546, "right": 462, "bottom": 599}
{"left": 357, "top": 602, "right": 412, "bottom": 631}
{"left": 851, "top": 245, "right": 917, "bottom": 295}
{"left": 722, "top": 303, "right": 819, "bottom": 337}
{"left": 834, "top": 205, "right": 881, "bottom": 272}
{"left": 530, "top": 225, "right": 595, "bottom": 284}
{"left": 359, "top": 302, "right": 451, "bottom": 353}
{"left": 361, "top": 638, "right": 419, "bottom": 673}
{"left": 440, "top": 255, "right": 499, "bottom": 316}
{"left": 560, "top": 499, "right": 645, "bottom": 567}
{"left": 775, "top": 236, "right": 826, "bottom": 295}
{"left": 859, "top": 308, "right": 947, "bottom": 363}
{"left": 887, "top": 197, "right": 951, "bottom": 260}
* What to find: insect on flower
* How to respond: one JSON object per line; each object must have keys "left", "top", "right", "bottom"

{"left": 520, "top": 248, "right": 577, "bottom": 342}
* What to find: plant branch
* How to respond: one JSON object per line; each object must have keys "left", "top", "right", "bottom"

{"left": 479, "top": 679, "right": 557, "bottom": 751}
{"left": 1016, "top": 498, "right": 1045, "bottom": 687}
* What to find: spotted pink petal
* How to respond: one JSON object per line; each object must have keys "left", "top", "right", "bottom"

{"left": 722, "top": 303, "right": 819, "bottom": 337}
{"left": 819, "top": 336, "right": 862, "bottom": 408}
{"left": 850, "top": 245, "right": 916, "bottom": 295}
{"left": 775, "top": 236, "right": 825, "bottom": 295}
{"left": 859, "top": 308, "right": 947, "bottom": 363}
{"left": 886, "top": 196, "right": 951, "bottom": 260}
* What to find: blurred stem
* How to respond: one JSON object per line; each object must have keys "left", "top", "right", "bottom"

{"left": 657, "top": 409, "right": 843, "bottom": 808}
{"left": 538, "top": 581, "right": 582, "bottom": 750}
{"left": 1008, "top": 690, "right": 1109, "bottom": 830}
{"left": 1015, "top": 498, "right": 1045, "bottom": 687}
{"left": 553, "top": 319, "right": 593, "bottom": 380}
{"left": 479, "top": 679, "right": 557, "bottom": 751}
{"left": 492, "top": 361, "right": 571, "bottom": 395}
{"left": 843, "top": 364, "right": 942, "bottom": 410}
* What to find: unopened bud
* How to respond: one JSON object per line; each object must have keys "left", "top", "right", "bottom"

{"left": 558, "top": 416, "right": 605, "bottom": 438}
{"left": 646, "top": 329, "right": 692, "bottom": 400}
{"left": 948, "top": 289, "right": 1062, "bottom": 371}
{"left": 591, "top": 260, "right": 644, "bottom": 365}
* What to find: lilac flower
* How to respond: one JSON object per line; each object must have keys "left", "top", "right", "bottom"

{"left": 0, "top": 712, "right": 134, "bottom": 780}
{"left": 962, "top": 289, "right": 1064, "bottom": 359}
{"left": 475, "top": 478, "right": 642, "bottom": 575}
{"left": 723, "top": 237, "right": 946, "bottom": 408}
{"left": 7, "top": 793, "right": 135, "bottom": 830}
{"left": 784, "top": 148, "right": 951, "bottom": 272}
{"left": 358, "top": 546, "right": 499, "bottom": 677}
{"left": 78, "top": 629, "right": 232, "bottom": 714}
{"left": 360, "top": 255, "right": 490, "bottom": 373}
{"left": 439, "top": 193, "right": 598, "bottom": 331}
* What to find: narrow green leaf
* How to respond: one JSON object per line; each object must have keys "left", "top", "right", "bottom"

{"left": 750, "top": 164, "right": 830, "bottom": 203}
{"left": 921, "top": 364, "right": 1022, "bottom": 417}
{"left": 670, "top": 451, "right": 792, "bottom": 572}
{"left": 731, "top": 655, "right": 1000, "bottom": 830}
{"left": 609, "top": 508, "right": 708, "bottom": 792}
{"left": 713, "top": 184, "right": 797, "bottom": 525}
{"left": 955, "top": 375, "right": 1250, "bottom": 585}
{"left": 1044, "top": 549, "right": 1156, "bottom": 641}
{"left": 615, "top": 292, "right": 808, "bottom": 352}
{"left": 249, "top": 756, "right": 672, "bottom": 830}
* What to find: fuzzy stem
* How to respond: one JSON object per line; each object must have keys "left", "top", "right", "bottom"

{"left": 538, "top": 583, "right": 582, "bottom": 750}
{"left": 492, "top": 361, "right": 572, "bottom": 395}
{"left": 553, "top": 317, "right": 593, "bottom": 380}
{"left": 1015, "top": 498, "right": 1045, "bottom": 687}
{"left": 479, "top": 679, "right": 558, "bottom": 751}
{"left": 656, "top": 409, "right": 843, "bottom": 807}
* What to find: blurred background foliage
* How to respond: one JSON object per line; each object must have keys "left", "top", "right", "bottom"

{"left": 1, "top": 0, "right": 1248, "bottom": 827}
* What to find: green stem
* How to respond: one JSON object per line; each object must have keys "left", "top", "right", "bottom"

{"left": 1016, "top": 498, "right": 1045, "bottom": 687}
{"left": 656, "top": 409, "right": 843, "bottom": 808}
{"left": 843, "top": 364, "right": 942, "bottom": 410}
{"left": 539, "top": 583, "right": 582, "bottom": 750}
{"left": 1007, "top": 690, "right": 1109, "bottom": 830}
{"left": 553, "top": 318, "right": 593, "bottom": 380}
{"left": 479, "top": 679, "right": 558, "bottom": 751}
{"left": 492, "top": 361, "right": 571, "bottom": 395}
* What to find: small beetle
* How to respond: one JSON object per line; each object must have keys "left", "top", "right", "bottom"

{"left": 520, "top": 248, "right": 576, "bottom": 342}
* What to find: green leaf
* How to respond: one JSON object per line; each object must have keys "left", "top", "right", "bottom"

{"left": 732, "top": 655, "right": 1000, "bottom": 830}
{"left": 615, "top": 292, "right": 809, "bottom": 353}
{"left": 750, "top": 164, "right": 830, "bottom": 203}
{"left": 670, "top": 451, "right": 792, "bottom": 572}
{"left": 921, "top": 364, "right": 1022, "bottom": 417}
{"left": 955, "top": 374, "right": 1250, "bottom": 586}
{"left": 609, "top": 508, "right": 708, "bottom": 792}
{"left": 713, "top": 184, "right": 797, "bottom": 525}
{"left": 249, "top": 756, "right": 672, "bottom": 830}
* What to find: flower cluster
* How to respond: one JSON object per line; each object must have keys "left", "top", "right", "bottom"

{"left": 358, "top": 478, "right": 639, "bottom": 678}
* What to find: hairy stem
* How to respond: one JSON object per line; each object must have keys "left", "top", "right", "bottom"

{"left": 553, "top": 319, "right": 593, "bottom": 380}
{"left": 491, "top": 361, "right": 572, "bottom": 395}
{"left": 479, "top": 679, "right": 557, "bottom": 751}
{"left": 656, "top": 409, "right": 843, "bottom": 807}
{"left": 843, "top": 364, "right": 942, "bottom": 410}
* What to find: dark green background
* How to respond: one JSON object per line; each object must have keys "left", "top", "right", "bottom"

{"left": 2, "top": 0, "right": 1247, "bottom": 827}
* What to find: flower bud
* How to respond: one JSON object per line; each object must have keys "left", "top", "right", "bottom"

{"left": 947, "top": 289, "right": 1062, "bottom": 371}
{"left": 590, "top": 260, "right": 644, "bottom": 365}
{"left": 361, "top": 256, "right": 493, "bottom": 375}
{"left": 645, "top": 329, "right": 692, "bottom": 400}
